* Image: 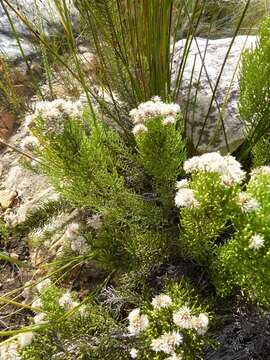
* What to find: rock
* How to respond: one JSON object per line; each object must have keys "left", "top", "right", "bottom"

{"left": 0, "top": 111, "right": 16, "bottom": 141}
{"left": 172, "top": 36, "right": 257, "bottom": 153}
{"left": 0, "top": 0, "right": 79, "bottom": 65}
{"left": 0, "top": 188, "right": 17, "bottom": 210}
{"left": 0, "top": 110, "right": 57, "bottom": 225}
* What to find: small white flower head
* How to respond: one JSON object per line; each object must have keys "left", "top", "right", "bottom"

{"left": 249, "top": 234, "right": 265, "bottom": 250}
{"left": 87, "top": 214, "right": 102, "bottom": 230}
{"left": 132, "top": 124, "right": 148, "bottom": 136}
{"left": 33, "top": 313, "right": 47, "bottom": 324}
{"left": 32, "top": 99, "right": 83, "bottom": 135}
{"left": 183, "top": 152, "right": 245, "bottom": 186}
{"left": 32, "top": 298, "right": 42, "bottom": 310}
{"left": 175, "top": 179, "right": 189, "bottom": 190}
{"left": 152, "top": 294, "right": 172, "bottom": 309}
{"left": 130, "top": 99, "right": 180, "bottom": 124}
{"left": 128, "top": 308, "right": 149, "bottom": 335}
{"left": 173, "top": 306, "right": 192, "bottom": 329}
{"left": 130, "top": 348, "right": 138, "bottom": 358}
{"left": 36, "top": 278, "right": 51, "bottom": 294}
{"left": 191, "top": 313, "right": 209, "bottom": 335}
{"left": 151, "top": 95, "right": 162, "bottom": 102}
{"left": 78, "top": 305, "right": 88, "bottom": 317}
{"left": 17, "top": 332, "right": 34, "bottom": 348}
{"left": 59, "top": 292, "right": 78, "bottom": 311}
{"left": 175, "top": 188, "right": 199, "bottom": 208}
{"left": 162, "top": 116, "right": 176, "bottom": 126}
{"left": 238, "top": 192, "right": 259, "bottom": 213}
{"left": 250, "top": 166, "right": 270, "bottom": 180}
{"left": 166, "top": 353, "right": 183, "bottom": 360}
{"left": 70, "top": 236, "right": 89, "bottom": 255}
{"left": 151, "top": 331, "right": 183, "bottom": 354}
{"left": 66, "top": 222, "right": 80, "bottom": 240}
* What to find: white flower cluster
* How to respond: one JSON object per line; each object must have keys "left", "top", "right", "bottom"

{"left": 128, "top": 308, "right": 149, "bottom": 335}
{"left": 130, "top": 96, "right": 180, "bottom": 135}
{"left": 152, "top": 294, "right": 172, "bottom": 309}
{"left": 184, "top": 152, "right": 245, "bottom": 186}
{"left": 174, "top": 180, "right": 199, "bottom": 209}
{"left": 130, "top": 348, "right": 138, "bottom": 359}
{"left": 58, "top": 223, "right": 89, "bottom": 256}
{"left": 173, "top": 307, "right": 209, "bottom": 335}
{"left": 33, "top": 313, "right": 47, "bottom": 325}
{"left": 58, "top": 291, "right": 80, "bottom": 311}
{"left": 26, "top": 99, "right": 83, "bottom": 135}
{"left": 36, "top": 278, "right": 51, "bottom": 294}
{"left": 249, "top": 234, "right": 264, "bottom": 250}
{"left": 250, "top": 166, "right": 270, "bottom": 180}
{"left": 151, "top": 331, "right": 183, "bottom": 354}
{"left": 0, "top": 332, "right": 35, "bottom": 360}
{"left": 127, "top": 294, "right": 209, "bottom": 359}
{"left": 238, "top": 192, "right": 259, "bottom": 213}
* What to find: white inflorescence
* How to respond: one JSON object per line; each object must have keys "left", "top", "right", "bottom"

{"left": 174, "top": 188, "right": 199, "bottom": 208}
{"left": 175, "top": 179, "right": 189, "bottom": 190}
{"left": 173, "top": 306, "right": 193, "bottom": 329}
{"left": 128, "top": 308, "right": 149, "bottom": 335}
{"left": 66, "top": 223, "right": 80, "bottom": 239}
{"left": 65, "top": 223, "right": 89, "bottom": 255}
{"left": 183, "top": 152, "right": 245, "bottom": 186}
{"left": 250, "top": 166, "right": 270, "bottom": 180}
{"left": 249, "top": 234, "right": 265, "bottom": 250}
{"left": 70, "top": 235, "right": 89, "bottom": 255}
{"left": 132, "top": 124, "right": 148, "bottom": 136}
{"left": 36, "top": 278, "right": 51, "bottom": 294}
{"left": 190, "top": 313, "right": 209, "bottom": 335}
{"left": 151, "top": 331, "right": 183, "bottom": 354}
{"left": 238, "top": 192, "right": 259, "bottom": 213}
{"left": 59, "top": 292, "right": 79, "bottom": 311}
{"left": 130, "top": 348, "right": 138, "bottom": 359}
{"left": 33, "top": 313, "right": 47, "bottom": 324}
{"left": 152, "top": 294, "right": 172, "bottom": 309}
{"left": 173, "top": 307, "right": 209, "bottom": 335}
{"left": 27, "top": 99, "right": 83, "bottom": 135}
{"left": 17, "top": 332, "right": 34, "bottom": 348}
{"left": 130, "top": 96, "right": 180, "bottom": 134}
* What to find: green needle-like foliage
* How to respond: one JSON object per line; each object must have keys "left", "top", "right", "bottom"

{"left": 239, "top": 16, "right": 270, "bottom": 162}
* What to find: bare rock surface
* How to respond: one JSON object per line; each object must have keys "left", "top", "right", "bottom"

{"left": 173, "top": 35, "right": 257, "bottom": 153}
{"left": 0, "top": 0, "right": 79, "bottom": 64}
{"left": 0, "top": 114, "right": 56, "bottom": 226}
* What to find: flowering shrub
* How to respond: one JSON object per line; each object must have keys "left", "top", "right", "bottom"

{"left": 19, "top": 283, "right": 121, "bottom": 360}
{"left": 131, "top": 97, "right": 186, "bottom": 208}
{"left": 176, "top": 152, "right": 243, "bottom": 264}
{"left": 175, "top": 153, "right": 270, "bottom": 305}
{"left": 27, "top": 99, "right": 83, "bottom": 135}
{"left": 213, "top": 166, "right": 270, "bottom": 306}
{"left": 126, "top": 281, "right": 211, "bottom": 359}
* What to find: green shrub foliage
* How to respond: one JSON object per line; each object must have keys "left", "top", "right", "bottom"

{"left": 125, "top": 280, "right": 212, "bottom": 360}
{"left": 17, "top": 280, "right": 211, "bottom": 360}
{"left": 239, "top": 16, "right": 270, "bottom": 163}
{"left": 176, "top": 152, "right": 270, "bottom": 305}
{"left": 28, "top": 99, "right": 185, "bottom": 272}
{"left": 213, "top": 167, "right": 270, "bottom": 306}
